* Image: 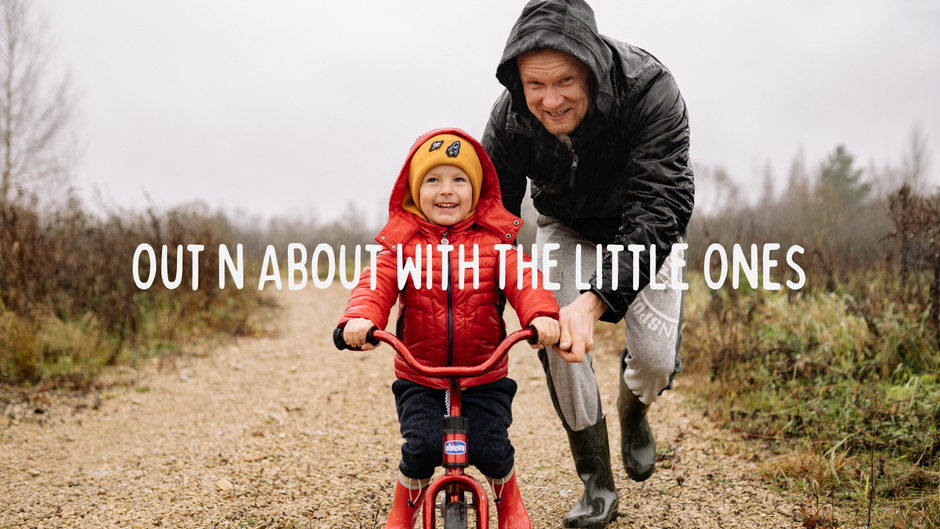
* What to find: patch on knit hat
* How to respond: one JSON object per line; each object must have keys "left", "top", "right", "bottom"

{"left": 446, "top": 141, "right": 460, "bottom": 158}
{"left": 429, "top": 140, "right": 443, "bottom": 152}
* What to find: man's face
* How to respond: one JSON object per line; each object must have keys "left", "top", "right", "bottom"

{"left": 418, "top": 165, "right": 473, "bottom": 226}
{"left": 516, "top": 49, "right": 592, "bottom": 135}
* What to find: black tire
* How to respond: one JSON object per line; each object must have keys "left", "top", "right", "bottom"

{"left": 442, "top": 499, "right": 468, "bottom": 529}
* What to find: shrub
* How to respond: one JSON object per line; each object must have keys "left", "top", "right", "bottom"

{"left": 0, "top": 198, "right": 267, "bottom": 386}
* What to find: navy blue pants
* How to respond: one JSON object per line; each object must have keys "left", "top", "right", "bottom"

{"left": 392, "top": 378, "right": 517, "bottom": 480}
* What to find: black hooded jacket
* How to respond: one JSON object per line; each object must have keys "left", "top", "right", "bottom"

{"left": 482, "top": 0, "right": 695, "bottom": 323}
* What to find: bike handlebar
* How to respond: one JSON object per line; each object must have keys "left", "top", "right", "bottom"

{"left": 333, "top": 325, "right": 539, "bottom": 379}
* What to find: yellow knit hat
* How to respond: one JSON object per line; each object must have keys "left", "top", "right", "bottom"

{"left": 402, "top": 134, "right": 483, "bottom": 221}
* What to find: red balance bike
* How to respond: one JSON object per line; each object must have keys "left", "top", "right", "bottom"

{"left": 334, "top": 325, "right": 538, "bottom": 529}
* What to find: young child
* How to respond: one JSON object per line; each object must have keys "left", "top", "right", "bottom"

{"left": 337, "top": 129, "right": 560, "bottom": 529}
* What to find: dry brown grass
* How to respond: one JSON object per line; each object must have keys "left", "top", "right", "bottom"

{"left": 0, "top": 199, "right": 269, "bottom": 387}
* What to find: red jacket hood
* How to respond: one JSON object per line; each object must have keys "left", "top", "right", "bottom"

{"left": 376, "top": 128, "right": 523, "bottom": 249}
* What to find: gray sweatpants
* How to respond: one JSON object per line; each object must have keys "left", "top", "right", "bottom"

{"left": 535, "top": 215, "right": 685, "bottom": 432}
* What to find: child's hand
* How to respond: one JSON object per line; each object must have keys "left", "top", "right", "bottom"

{"left": 529, "top": 316, "right": 560, "bottom": 350}
{"left": 343, "top": 318, "right": 378, "bottom": 351}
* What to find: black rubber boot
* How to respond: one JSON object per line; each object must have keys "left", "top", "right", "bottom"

{"left": 618, "top": 349, "right": 656, "bottom": 482}
{"left": 562, "top": 417, "right": 619, "bottom": 528}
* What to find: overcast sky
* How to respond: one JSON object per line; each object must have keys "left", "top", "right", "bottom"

{"left": 39, "top": 0, "right": 940, "bottom": 225}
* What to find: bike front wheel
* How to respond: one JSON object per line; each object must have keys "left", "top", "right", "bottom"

{"left": 441, "top": 491, "right": 468, "bottom": 529}
{"left": 443, "top": 500, "right": 467, "bottom": 529}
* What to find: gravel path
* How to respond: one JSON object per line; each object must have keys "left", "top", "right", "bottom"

{"left": 1, "top": 287, "right": 806, "bottom": 528}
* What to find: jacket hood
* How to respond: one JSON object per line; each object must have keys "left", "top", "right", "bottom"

{"left": 495, "top": 0, "right": 615, "bottom": 119}
{"left": 376, "top": 128, "right": 522, "bottom": 249}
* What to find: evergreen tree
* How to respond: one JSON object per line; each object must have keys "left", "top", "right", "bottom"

{"left": 819, "top": 145, "right": 871, "bottom": 205}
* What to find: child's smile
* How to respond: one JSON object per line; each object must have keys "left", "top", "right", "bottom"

{"left": 419, "top": 165, "right": 473, "bottom": 226}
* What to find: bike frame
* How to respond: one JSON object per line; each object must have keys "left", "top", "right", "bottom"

{"left": 361, "top": 327, "right": 537, "bottom": 529}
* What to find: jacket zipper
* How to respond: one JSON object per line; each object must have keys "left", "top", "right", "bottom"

{"left": 568, "top": 137, "right": 578, "bottom": 190}
{"left": 442, "top": 230, "right": 454, "bottom": 366}
{"left": 505, "top": 126, "right": 581, "bottom": 190}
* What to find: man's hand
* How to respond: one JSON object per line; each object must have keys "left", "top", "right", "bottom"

{"left": 552, "top": 292, "right": 608, "bottom": 363}
{"left": 343, "top": 318, "right": 378, "bottom": 351}
{"left": 529, "top": 316, "right": 560, "bottom": 349}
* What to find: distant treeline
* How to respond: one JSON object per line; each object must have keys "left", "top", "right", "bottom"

{"left": 686, "top": 139, "right": 939, "bottom": 348}
{"left": 689, "top": 143, "right": 936, "bottom": 276}
{"left": 218, "top": 202, "right": 379, "bottom": 262}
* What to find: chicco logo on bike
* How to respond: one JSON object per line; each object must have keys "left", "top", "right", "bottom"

{"left": 444, "top": 440, "right": 467, "bottom": 455}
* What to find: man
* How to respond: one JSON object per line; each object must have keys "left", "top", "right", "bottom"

{"left": 482, "top": 0, "right": 694, "bottom": 527}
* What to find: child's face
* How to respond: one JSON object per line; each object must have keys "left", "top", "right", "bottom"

{"left": 418, "top": 165, "right": 473, "bottom": 226}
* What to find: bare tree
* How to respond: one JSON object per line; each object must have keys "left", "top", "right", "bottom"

{"left": 901, "top": 124, "right": 930, "bottom": 194}
{"left": 0, "top": 0, "right": 73, "bottom": 209}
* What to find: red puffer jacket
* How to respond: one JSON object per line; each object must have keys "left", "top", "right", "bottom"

{"left": 338, "top": 128, "right": 559, "bottom": 389}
